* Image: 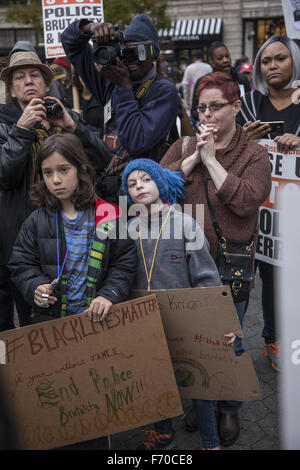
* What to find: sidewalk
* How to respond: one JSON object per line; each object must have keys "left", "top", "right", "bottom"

{"left": 110, "top": 274, "right": 280, "bottom": 451}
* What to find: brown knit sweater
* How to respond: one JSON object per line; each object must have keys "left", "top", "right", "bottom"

{"left": 160, "top": 125, "right": 272, "bottom": 261}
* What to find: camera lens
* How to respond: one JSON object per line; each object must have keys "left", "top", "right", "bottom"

{"left": 94, "top": 46, "right": 117, "bottom": 66}
{"left": 51, "top": 103, "right": 63, "bottom": 118}
{"left": 44, "top": 101, "right": 63, "bottom": 119}
{"left": 98, "top": 48, "right": 110, "bottom": 64}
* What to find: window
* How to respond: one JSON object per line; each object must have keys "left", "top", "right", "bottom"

{"left": 257, "top": 18, "right": 286, "bottom": 49}
{"left": 16, "top": 29, "right": 36, "bottom": 44}
{"left": 0, "top": 29, "right": 15, "bottom": 48}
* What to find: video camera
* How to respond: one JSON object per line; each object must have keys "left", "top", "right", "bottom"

{"left": 93, "top": 29, "right": 155, "bottom": 66}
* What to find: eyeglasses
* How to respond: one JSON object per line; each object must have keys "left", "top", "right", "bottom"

{"left": 196, "top": 101, "right": 236, "bottom": 113}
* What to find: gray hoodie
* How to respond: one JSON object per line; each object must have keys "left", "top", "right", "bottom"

{"left": 128, "top": 205, "right": 221, "bottom": 291}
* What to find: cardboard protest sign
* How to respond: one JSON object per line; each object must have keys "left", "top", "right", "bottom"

{"left": 256, "top": 139, "right": 300, "bottom": 266}
{"left": 131, "top": 287, "right": 262, "bottom": 401}
{"left": 42, "top": 0, "right": 104, "bottom": 59}
{"left": 0, "top": 296, "right": 182, "bottom": 450}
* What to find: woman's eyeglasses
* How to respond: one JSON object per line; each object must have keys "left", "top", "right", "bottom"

{"left": 196, "top": 101, "right": 236, "bottom": 113}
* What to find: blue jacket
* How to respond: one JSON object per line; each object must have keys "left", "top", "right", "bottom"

{"left": 61, "top": 21, "right": 179, "bottom": 161}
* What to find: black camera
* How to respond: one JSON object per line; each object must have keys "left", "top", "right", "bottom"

{"left": 44, "top": 100, "right": 63, "bottom": 119}
{"left": 93, "top": 30, "right": 126, "bottom": 66}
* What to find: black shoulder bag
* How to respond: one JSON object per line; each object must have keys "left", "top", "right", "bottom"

{"left": 204, "top": 178, "right": 254, "bottom": 302}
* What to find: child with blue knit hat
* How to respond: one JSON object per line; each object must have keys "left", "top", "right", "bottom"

{"left": 122, "top": 159, "right": 236, "bottom": 450}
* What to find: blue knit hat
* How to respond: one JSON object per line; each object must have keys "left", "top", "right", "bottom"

{"left": 122, "top": 159, "right": 185, "bottom": 205}
{"left": 124, "top": 14, "right": 160, "bottom": 58}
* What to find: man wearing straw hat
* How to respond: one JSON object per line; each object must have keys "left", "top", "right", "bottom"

{"left": 0, "top": 46, "right": 112, "bottom": 331}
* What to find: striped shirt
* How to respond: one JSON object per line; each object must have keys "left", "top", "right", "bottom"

{"left": 62, "top": 208, "right": 95, "bottom": 314}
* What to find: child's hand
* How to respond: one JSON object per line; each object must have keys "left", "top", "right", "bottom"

{"left": 34, "top": 283, "right": 57, "bottom": 308}
{"left": 86, "top": 296, "right": 113, "bottom": 322}
{"left": 224, "top": 332, "right": 236, "bottom": 346}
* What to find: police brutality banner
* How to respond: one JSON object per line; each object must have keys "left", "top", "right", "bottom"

{"left": 42, "top": 0, "right": 104, "bottom": 59}
{"left": 256, "top": 139, "right": 300, "bottom": 266}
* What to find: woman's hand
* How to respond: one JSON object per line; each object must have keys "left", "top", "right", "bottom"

{"left": 242, "top": 120, "right": 271, "bottom": 140}
{"left": 274, "top": 133, "right": 300, "bottom": 153}
{"left": 34, "top": 283, "right": 57, "bottom": 308}
{"left": 224, "top": 332, "right": 236, "bottom": 346}
{"left": 197, "top": 124, "right": 216, "bottom": 166}
{"left": 86, "top": 296, "right": 113, "bottom": 322}
{"left": 195, "top": 123, "right": 228, "bottom": 190}
{"left": 17, "top": 98, "right": 47, "bottom": 130}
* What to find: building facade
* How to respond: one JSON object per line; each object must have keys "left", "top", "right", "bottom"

{"left": 0, "top": 1, "right": 287, "bottom": 68}
{"left": 159, "top": 0, "right": 286, "bottom": 73}
{"left": 0, "top": 1, "right": 43, "bottom": 59}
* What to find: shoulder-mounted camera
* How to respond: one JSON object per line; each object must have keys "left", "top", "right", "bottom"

{"left": 93, "top": 29, "right": 126, "bottom": 66}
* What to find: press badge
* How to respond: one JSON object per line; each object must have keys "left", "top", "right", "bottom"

{"left": 104, "top": 99, "right": 112, "bottom": 125}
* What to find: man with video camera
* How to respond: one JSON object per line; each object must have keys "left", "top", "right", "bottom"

{"left": 0, "top": 45, "right": 112, "bottom": 330}
{"left": 61, "top": 14, "right": 180, "bottom": 202}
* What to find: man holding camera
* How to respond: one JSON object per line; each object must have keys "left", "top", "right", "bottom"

{"left": 61, "top": 14, "right": 179, "bottom": 201}
{"left": 0, "top": 47, "right": 112, "bottom": 330}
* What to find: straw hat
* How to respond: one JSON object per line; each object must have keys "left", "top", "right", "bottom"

{"left": 0, "top": 51, "right": 53, "bottom": 86}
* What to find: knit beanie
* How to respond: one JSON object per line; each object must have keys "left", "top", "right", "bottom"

{"left": 122, "top": 159, "right": 185, "bottom": 205}
{"left": 8, "top": 41, "right": 36, "bottom": 59}
{"left": 124, "top": 14, "right": 160, "bottom": 58}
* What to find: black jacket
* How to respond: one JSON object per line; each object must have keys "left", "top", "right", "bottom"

{"left": 0, "top": 100, "right": 112, "bottom": 265}
{"left": 8, "top": 199, "right": 137, "bottom": 323}
{"left": 236, "top": 88, "right": 300, "bottom": 137}
{"left": 62, "top": 89, "right": 104, "bottom": 133}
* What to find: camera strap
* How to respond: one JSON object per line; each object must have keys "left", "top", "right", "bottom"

{"left": 104, "top": 73, "right": 158, "bottom": 127}
{"left": 104, "top": 72, "right": 162, "bottom": 175}
{"left": 134, "top": 73, "right": 158, "bottom": 101}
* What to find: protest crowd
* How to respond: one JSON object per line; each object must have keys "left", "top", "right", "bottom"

{"left": 0, "top": 8, "right": 299, "bottom": 452}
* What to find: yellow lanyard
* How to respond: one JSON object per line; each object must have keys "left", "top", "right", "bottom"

{"left": 138, "top": 205, "right": 173, "bottom": 293}
{"left": 135, "top": 73, "right": 157, "bottom": 100}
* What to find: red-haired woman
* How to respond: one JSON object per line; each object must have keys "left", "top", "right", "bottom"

{"left": 160, "top": 71, "right": 272, "bottom": 447}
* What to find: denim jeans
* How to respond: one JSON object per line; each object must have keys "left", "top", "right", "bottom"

{"left": 155, "top": 418, "right": 173, "bottom": 434}
{"left": 155, "top": 401, "right": 219, "bottom": 449}
{"left": 155, "top": 298, "right": 249, "bottom": 444}
{"left": 192, "top": 399, "right": 219, "bottom": 448}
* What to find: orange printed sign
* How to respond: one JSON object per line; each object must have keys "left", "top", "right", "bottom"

{"left": 46, "top": 45, "right": 65, "bottom": 57}
{"left": 0, "top": 296, "right": 182, "bottom": 450}
{"left": 42, "top": 0, "right": 103, "bottom": 58}
{"left": 256, "top": 139, "right": 300, "bottom": 266}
